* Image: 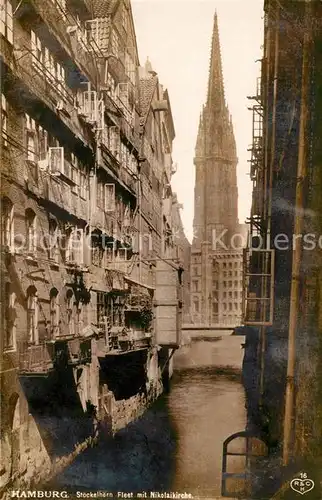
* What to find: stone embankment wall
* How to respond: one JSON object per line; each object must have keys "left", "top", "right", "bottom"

{"left": 1, "top": 347, "right": 164, "bottom": 497}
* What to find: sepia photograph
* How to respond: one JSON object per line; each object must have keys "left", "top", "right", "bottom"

{"left": 1, "top": 0, "right": 322, "bottom": 498}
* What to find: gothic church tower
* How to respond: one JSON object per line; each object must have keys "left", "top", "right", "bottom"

{"left": 190, "top": 13, "right": 242, "bottom": 326}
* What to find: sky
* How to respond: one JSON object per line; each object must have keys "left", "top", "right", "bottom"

{"left": 132, "top": 0, "right": 264, "bottom": 242}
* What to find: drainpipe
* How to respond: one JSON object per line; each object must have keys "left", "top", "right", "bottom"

{"left": 283, "top": 1, "right": 311, "bottom": 466}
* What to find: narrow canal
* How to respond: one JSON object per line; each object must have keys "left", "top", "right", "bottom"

{"left": 53, "top": 333, "right": 246, "bottom": 499}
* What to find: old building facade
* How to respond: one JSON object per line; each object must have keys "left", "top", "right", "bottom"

{"left": 240, "top": 0, "right": 322, "bottom": 496}
{"left": 190, "top": 13, "right": 244, "bottom": 327}
{"left": 0, "top": 0, "right": 185, "bottom": 490}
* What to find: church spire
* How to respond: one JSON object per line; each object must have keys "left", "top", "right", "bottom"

{"left": 206, "top": 11, "right": 225, "bottom": 112}
{"left": 195, "top": 108, "right": 205, "bottom": 157}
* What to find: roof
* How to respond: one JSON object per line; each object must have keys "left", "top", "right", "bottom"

{"left": 139, "top": 76, "right": 158, "bottom": 126}
{"left": 91, "top": 0, "right": 116, "bottom": 17}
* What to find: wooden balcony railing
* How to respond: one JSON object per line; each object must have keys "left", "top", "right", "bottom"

{"left": 19, "top": 344, "right": 54, "bottom": 375}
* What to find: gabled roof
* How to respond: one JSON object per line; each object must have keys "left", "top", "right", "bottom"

{"left": 139, "top": 75, "right": 158, "bottom": 126}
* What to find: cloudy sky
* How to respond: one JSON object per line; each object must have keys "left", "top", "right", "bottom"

{"left": 132, "top": 0, "right": 264, "bottom": 241}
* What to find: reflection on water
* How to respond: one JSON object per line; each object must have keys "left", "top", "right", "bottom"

{"left": 53, "top": 335, "right": 246, "bottom": 499}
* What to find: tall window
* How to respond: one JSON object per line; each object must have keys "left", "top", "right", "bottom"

{"left": 193, "top": 297, "right": 199, "bottom": 314}
{"left": 50, "top": 288, "right": 59, "bottom": 337}
{"left": 4, "top": 282, "right": 16, "bottom": 351}
{"left": 66, "top": 290, "right": 75, "bottom": 337}
{"left": 97, "top": 292, "right": 111, "bottom": 331}
{"left": 2, "top": 197, "right": 14, "bottom": 250}
{"left": 1, "top": 93, "right": 8, "bottom": 147}
{"left": 104, "top": 183, "right": 115, "bottom": 211}
{"left": 25, "top": 208, "right": 36, "bottom": 253}
{"left": 79, "top": 165, "right": 88, "bottom": 200}
{"left": 97, "top": 181, "right": 115, "bottom": 211}
{"left": 48, "top": 218, "right": 59, "bottom": 262}
{"left": 27, "top": 286, "right": 38, "bottom": 344}
{"left": 0, "top": 0, "right": 13, "bottom": 44}
{"left": 91, "top": 232, "right": 104, "bottom": 267}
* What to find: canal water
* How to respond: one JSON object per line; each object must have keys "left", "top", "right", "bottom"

{"left": 53, "top": 333, "right": 246, "bottom": 499}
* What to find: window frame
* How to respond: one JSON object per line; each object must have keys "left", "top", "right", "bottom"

{"left": 25, "top": 209, "right": 37, "bottom": 254}
{"left": 0, "top": 0, "right": 13, "bottom": 44}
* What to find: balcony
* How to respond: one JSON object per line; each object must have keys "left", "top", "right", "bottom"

{"left": 29, "top": 0, "right": 99, "bottom": 83}
{"left": 19, "top": 344, "right": 54, "bottom": 376}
